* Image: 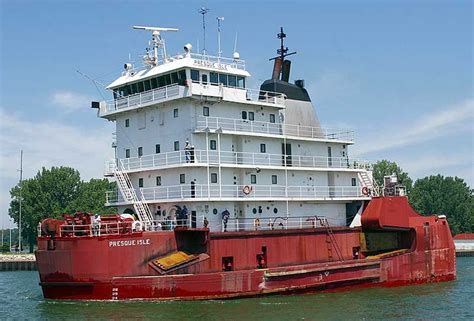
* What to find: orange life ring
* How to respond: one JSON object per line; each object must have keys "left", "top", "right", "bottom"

{"left": 243, "top": 185, "right": 252, "bottom": 195}
{"left": 361, "top": 186, "right": 369, "bottom": 196}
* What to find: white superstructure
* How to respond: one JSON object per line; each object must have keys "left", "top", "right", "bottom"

{"left": 94, "top": 26, "right": 376, "bottom": 232}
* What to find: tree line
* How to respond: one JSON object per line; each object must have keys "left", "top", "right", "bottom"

{"left": 8, "top": 167, "right": 116, "bottom": 252}
{"left": 7, "top": 162, "right": 474, "bottom": 252}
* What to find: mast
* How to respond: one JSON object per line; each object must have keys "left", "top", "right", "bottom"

{"left": 199, "top": 7, "right": 210, "bottom": 55}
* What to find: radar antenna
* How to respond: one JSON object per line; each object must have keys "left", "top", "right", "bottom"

{"left": 132, "top": 26, "right": 179, "bottom": 66}
{"left": 269, "top": 27, "right": 296, "bottom": 61}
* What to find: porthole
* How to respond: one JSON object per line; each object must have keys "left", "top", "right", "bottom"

{"left": 258, "top": 206, "right": 262, "bottom": 214}
{"left": 252, "top": 208, "right": 257, "bottom": 214}
{"left": 274, "top": 208, "right": 278, "bottom": 214}
{"left": 213, "top": 208, "right": 218, "bottom": 215}
{"left": 266, "top": 206, "right": 270, "bottom": 210}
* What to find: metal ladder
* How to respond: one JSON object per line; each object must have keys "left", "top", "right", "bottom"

{"left": 317, "top": 217, "right": 344, "bottom": 262}
{"left": 114, "top": 161, "right": 154, "bottom": 228}
{"left": 358, "top": 171, "right": 380, "bottom": 196}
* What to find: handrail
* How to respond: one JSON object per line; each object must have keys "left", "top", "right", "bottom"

{"left": 105, "top": 151, "right": 371, "bottom": 174}
{"left": 222, "top": 215, "right": 339, "bottom": 232}
{"left": 106, "top": 184, "right": 367, "bottom": 204}
{"left": 196, "top": 116, "right": 355, "bottom": 141}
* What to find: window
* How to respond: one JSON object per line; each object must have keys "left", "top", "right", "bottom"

{"left": 125, "top": 118, "right": 130, "bottom": 127}
{"left": 202, "top": 74, "right": 208, "bottom": 84}
{"left": 210, "top": 72, "right": 218, "bottom": 84}
{"left": 138, "top": 178, "right": 144, "bottom": 188}
{"left": 211, "top": 173, "right": 218, "bottom": 183}
{"left": 164, "top": 74, "right": 171, "bottom": 85}
{"left": 156, "top": 176, "right": 162, "bottom": 186}
{"left": 210, "top": 140, "right": 217, "bottom": 150}
{"left": 155, "top": 144, "right": 161, "bottom": 154}
{"left": 228, "top": 75, "right": 237, "bottom": 87}
{"left": 352, "top": 178, "right": 357, "bottom": 186}
{"left": 138, "top": 147, "right": 143, "bottom": 157}
{"left": 251, "top": 175, "right": 257, "bottom": 184}
{"left": 174, "top": 108, "right": 179, "bottom": 118}
{"left": 125, "top": 149, "right": 130, "bottom": 158}
{"left": 137, "top": 82, "right": 144, "bottom": 93}
{"left": 242, "top": 111, "right": 247, "bottom": 120}
{"left": 170, "top": 72, "right": 178, "bottom": 84}
{"left": 151, "top": 77, "right": 158, "bottom": 89}
{"left": 174, "top": 141, "right": 179, "bottom": 151}
{"left": 237, "top": 76, "right": 245, "bottom": 88}
{"left": 191, "top": 69, "right": 200, "bottom": 81}
{"left": 260, "top": 144, "right": 266, "bottom": 153}
{"left": 131, "top": 82, "right": 138, "bottom": 94}
{"left": 272, "top": 175, "right": 278, "bottom": 184}
{"left": 249, "top": 112, "right": 255, "bottom": 121}
{"left": 144, "top": 80, "right": 151, "bottom": 91}
{"left": 219, "top": 73, "right": 228, "bottom": 86}
{"left": 269, "top": 114, "right": 276, "bottom": 123}
{"left": 180, "top": 174, "right": 185, "bottom": 184}
{"left": 203, "top": 106, "right": 209, "bottom": 116}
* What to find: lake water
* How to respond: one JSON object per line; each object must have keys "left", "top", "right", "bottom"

{"left": 1, "top": 257, "right": 473, "bottom": 321}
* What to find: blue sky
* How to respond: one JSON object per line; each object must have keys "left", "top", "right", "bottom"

{"left": 0, "top": 0, "right": 472, "bottom": 227}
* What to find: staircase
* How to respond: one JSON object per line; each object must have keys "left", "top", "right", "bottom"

{"left": 317, "top": 217, "right": 344, "bottom": 262}
{"left": 358, "top": 171, "right": 380, "bottom": 196}
{"left": 114, "top": 160, "right": 154, "bottom": 228}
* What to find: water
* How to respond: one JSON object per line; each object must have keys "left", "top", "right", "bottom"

{"left": 1, "top": 258, "right": 473, "bottom": 321}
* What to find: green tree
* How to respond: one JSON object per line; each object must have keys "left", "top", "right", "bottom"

{"left": 66, "top": 178, "right": 116, "bottom": 214}
{"left": 409, "top": 175, "right": 473, "bottom": 234}
{"left": 9, "top": 167, "right": 81, "bottom": 252}
{"left": 372, "top": 160, "right": 413, "bottom": 193}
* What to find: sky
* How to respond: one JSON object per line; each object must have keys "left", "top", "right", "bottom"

{"left": 0, "top": 0, "right": 473, "bottom": 228}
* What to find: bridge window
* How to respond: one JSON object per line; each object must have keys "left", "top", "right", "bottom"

{"left": 228, "top": 75, "right": 237, "bottom": 87}
{"left": 237, "top": 76, "right": 245, "bottom": 88}
{"left": 144, "top": 80, "right": 151, "bottom": 91}
{"left": 219, "top": 73, "right": 228, "bottom": 86}
{"left": 151, "top": 77, "right": 158, "bottom": 89}
{"left": 131, "top": 83, "right": 138, "bottom": 95}
{"left": 191, "top": 69, "right": 200, "bottom": 82}
{"left": 137, "top": 82, "right": 144, "bottom": 92}
{"left": 202, "top": 74, "right": 208, "bottom": 85}
{"left": 210, "top": 72, "right": 218, "bottom": 84}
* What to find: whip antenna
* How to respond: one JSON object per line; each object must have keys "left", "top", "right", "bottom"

{"left": 198, "top": 7, "right": 210, "bottom": 55}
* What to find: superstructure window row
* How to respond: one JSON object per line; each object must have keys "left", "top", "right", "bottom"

{"left": 114, "top": 69, "right": 186, "bottom": 99}
{"left": 191, "top": 69, "right": 245, "bottom": 88}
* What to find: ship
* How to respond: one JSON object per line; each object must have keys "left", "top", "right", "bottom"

{"left": 35, "top": 25, "right": 456, "bottom": 300}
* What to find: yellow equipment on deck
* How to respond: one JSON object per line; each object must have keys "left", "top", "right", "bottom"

{"left": 152, "top": 251, "right": 197, "bottom": 271}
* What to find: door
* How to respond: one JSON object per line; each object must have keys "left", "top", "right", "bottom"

{"left": 191, "top": 210, "right": 197, "bottom": 228}
{"left": 328, "top": 146, "right": 332, "bottom": 167}
{"left": 282, "top": 143, "right": 292, "bottom": 166}
{"left": 191, "top": 181, "right": 196, "bottom": 198}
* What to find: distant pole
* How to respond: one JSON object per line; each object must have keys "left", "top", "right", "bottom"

{"left": 199, "top": 7, "right": 210, "bottom": 55}
{"left": 1, "top": 227, "right": 3, "bottom": 248}
{"left": 9, "top": 227, "right": 12, "bottom": 251}
{"left": 19, "top": 150, "right": 23, "bottom": 252}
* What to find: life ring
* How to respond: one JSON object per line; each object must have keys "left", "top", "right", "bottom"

{"left": 243, "top": 185, "right": 252, "bottom": 195}
{"left": 132, "top": 220, "right": 143, "bottom": 231}
{"left": 361, "top": 186, "right": 369, "bottom": 196}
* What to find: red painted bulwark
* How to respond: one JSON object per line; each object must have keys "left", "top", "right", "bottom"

{"left": 36, "top": 196, "right": 456, "bottom": 300}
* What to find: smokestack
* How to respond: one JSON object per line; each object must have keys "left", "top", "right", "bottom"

{"left": 272, "top": 57, "right": 282, "bottom": 80}
{"left": 281, "top": 60, "right": 291, "bottom": 82}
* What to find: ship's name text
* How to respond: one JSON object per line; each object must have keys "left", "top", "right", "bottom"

{"left": 193, "top": 59, "right": 229, "bottom": 71}
{"left": 109, "top": 239, "right": 151, "bottom": 247}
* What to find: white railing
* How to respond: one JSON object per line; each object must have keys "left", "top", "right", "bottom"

{"left": 106, "top": 184, "right": 366, "bottom": 204}
{"left": 103, "top": 84, "right": 182, "bottom": 114}
{"left": 196, "top": 116, "right": 355, "bottom": 141}
{"left": 222, "top": 215, "right": 339, "bottom": 232}
{"left": 188, "top": 52, "right": 246, "bottom": 70}
{"left": 105, "top": 151, "right": 371, "bottom": 174}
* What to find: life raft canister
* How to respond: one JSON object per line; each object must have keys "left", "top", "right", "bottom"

{"left": 243, "top": 185, "right": 252, "bottom": 195}
{"left": 361, "top": 186, "right": 369, "bottom": 196}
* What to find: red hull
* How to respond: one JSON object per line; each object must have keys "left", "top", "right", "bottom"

{"left": 36, "top": 197, "right": 456, "bottom": 300}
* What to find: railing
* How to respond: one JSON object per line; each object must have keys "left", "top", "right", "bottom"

{"left": 102, "top": 84, "right": 182, "bottom": 114}
{"left": 104, "top": 151, "right": 371, "bottom": 174}
{"left": 55, "top": 216, "right": 205, "bottom": 237}
{"left": 188, "top": 52, "right": 246, "bottom": 70}
{"left": 223, "top": 215, "right": 339, "bottom": 232}
{"left": 106, "top": 184, "right": 366, "bottom": 204}
{"left": 196, "top": 116, "right": 355, "bottom": 141}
